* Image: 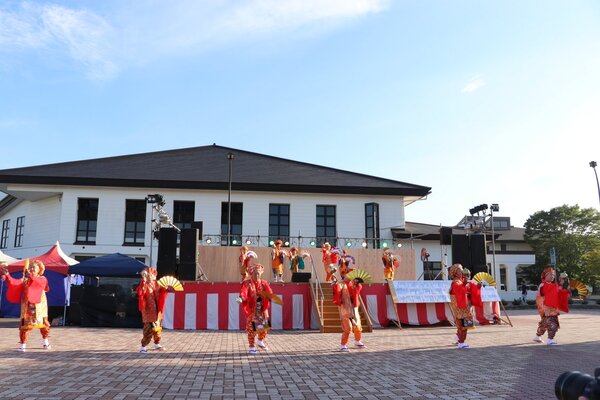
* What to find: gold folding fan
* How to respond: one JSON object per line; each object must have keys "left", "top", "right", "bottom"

{"left": 569, "top": 279, "right": 589, "bottom": 298}
{"left": 157, "top": 275, "right": 184, "bottom": 291}
{"left": 473, "top": 272, "right": 496, "bottom": 287}
{"left": 345, "top": 269, "right": 372, "bottom": 284}
{"left": 258, "top": 291, "right": 284, "bottom": 305}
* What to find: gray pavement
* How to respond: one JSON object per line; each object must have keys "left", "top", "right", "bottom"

{"left": 1, "top": 309, "right": 599, "bottom": 399}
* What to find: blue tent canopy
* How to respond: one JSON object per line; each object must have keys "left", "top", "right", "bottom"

{"left": 69, "top": 253, "right": 146, "bottom": 277}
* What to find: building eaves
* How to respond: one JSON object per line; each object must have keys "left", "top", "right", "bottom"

{"left": 0, "top": 144, "right": 431, "bottom": 197}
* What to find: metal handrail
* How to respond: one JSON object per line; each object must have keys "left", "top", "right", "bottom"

{"left": 307, "top": 254, "right": 325, "bottom": 328}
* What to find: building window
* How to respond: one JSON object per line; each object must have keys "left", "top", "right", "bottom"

{"left": 423, "top": 261, "right": 442, "bottom": 280}
{"left": 124, "top": 200, "right": 146, "bottom": 245}
{"left": 365, "top": 203, "right": 380, "bottom": 249}
{"left": 269, "top": 204, "right": 290, "bottom": 245}
{"left": 76, "top": 198, "right": 99, "bottom": 244}
{"left": 221, "top": 202, "right": 242, "bottom": 246}
{"left": 316, "top": 205, "right": 336, "bottom": 247}
{"left": 0, "top": 219, "right": 9, "bottom": 249}
{"left": 173, "top": 201, "right": 195, "bottom": 231}
{"left": 14, "top": 216, "right": 25, "bottom": 247}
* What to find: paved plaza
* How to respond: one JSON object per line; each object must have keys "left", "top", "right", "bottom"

{"left": 0, "top": 309, "right": 599, "bottom": 400}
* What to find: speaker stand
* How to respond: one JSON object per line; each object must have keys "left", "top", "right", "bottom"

{"left": 197, "top": 264, "right": 209, "bottom": 282}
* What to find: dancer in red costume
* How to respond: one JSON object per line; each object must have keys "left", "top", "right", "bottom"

{"left": 331, "top": 274, "right": 365, "bottom": 351}
{"left": 237, "top": 263, "right": 273, "bottom": 354}
{"left": 448, "top": 264, "right": 482, "bottom": 349}
{"left": 321, "top": 242, "right": 339, "bottom": 282}
{"left": 136, "top": 267, "right": 169, "bottom": 353}
{"left": 271, "top": 239, "right": 286, "bottom": 283}
{"left": 1, "top": 260, "right": 51, "bottom": 352}
{"left": 338, "top": 251, "right": 354, "bottom": 281}
{"left": 381, "top": 248, "right": 400, "bottom": 281}
{"left": 533, "top": 267, "right": 570, "bottom": 345}
{"left": 239, "top": 246, "right": 250, "bottom": 281}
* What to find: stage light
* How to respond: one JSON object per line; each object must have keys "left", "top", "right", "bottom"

{"left": 232, "top": 239, "right": 238, "bottom": 245}
{"left": 397, "top": 243, "right": 402, "bottom": 248}
{"left": 346, "top": 241, "right": 352, "bottom": 247}
{"left": 269, "top": 240, "right": 274, "bottom": 246}
{"left": 310, "top": 240, "right": 316, "bottom": 246}
{"left": 382, "top": 242, "right": 388, "bottom": 248}
{"left": 206, "top": 238, "right": 212, "bottom": 244}
{"left": 361, "top": 241, "right": 367, "bottom": 248}
{"left": 284, "top": 241, "right": 290, "bottom": 246}
{"left": 245, "top": 239, "right": 251, "bottom": 245}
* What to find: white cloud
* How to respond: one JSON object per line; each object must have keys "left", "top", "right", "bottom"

{"left": 462, "top": 75, "right": 486, "bottom": 93}
{"left": 0, "top": 0, "right": 388, "bottom": 80}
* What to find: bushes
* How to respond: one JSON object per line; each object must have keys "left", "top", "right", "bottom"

{"left": 526, "top": 299, "right": 536, "bottom": 306}
{"left": 512, "top": 299, "right": 522, "bottom": 306}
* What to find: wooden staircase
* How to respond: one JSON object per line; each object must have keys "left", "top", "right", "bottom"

{"left": 313, "top": 282, "right": 373, "bottom": 333}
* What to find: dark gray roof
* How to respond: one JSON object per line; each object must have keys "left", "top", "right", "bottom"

{"left": 0, "top": 144, "right": 431, "bottom": 196}
{"left": 392, "top": 222, "right": 460, "bottom": 240}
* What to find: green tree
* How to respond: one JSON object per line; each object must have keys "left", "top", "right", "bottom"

{"left": 523, "top": 205, "right": 600, "bottom": 289}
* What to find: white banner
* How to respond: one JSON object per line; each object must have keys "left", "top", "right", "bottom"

{"left": 390, "top": 280, "right": 501, "bottom": 304}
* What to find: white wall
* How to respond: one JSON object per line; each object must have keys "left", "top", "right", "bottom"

{"left": 3, "top": 185, "right": 408, "bottom": 262}
{"left": 0, "top": 195, "right": 61, "bottom": 259}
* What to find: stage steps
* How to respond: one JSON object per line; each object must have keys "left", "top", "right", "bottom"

{"left": 314, "top": 282, "right": 373, "bottom": 333}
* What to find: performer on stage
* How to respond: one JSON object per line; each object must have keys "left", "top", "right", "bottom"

{"left": 237, "top": 263, "right": 273, "bottom": 354}
{"left": 448, "top": 264, "right": 482, "bottom": 349}
{"left": 288, "top": 247, "right": 305, "bottom": 274}
{"left": 136, "top": 267, "right": 169, "bottom": 353}
{"left": 271, "top": 239, "right": 286, "bottom": 283}
{"left": 239, "top": 246, "right": 250, "bottom": 281}
{"left": 338, "top": 250, "right": 354, "bottom": 281}
{"left": 381, "top": 248, "right": 400, "bottom": 281}
{"left": 1, "top": 260, "right": 51, "bottom": 352}
{"left": 533, "top": 267, "right": 570, "bottom": 345}
{"left": 331, "top": 274, "right": 365, "bottom": 351}
{"left": 321, "top": 242, "right": 339, "bottom": 282}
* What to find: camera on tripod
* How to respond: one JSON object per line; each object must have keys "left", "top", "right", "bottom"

{"left": 555, "top": 368, "right": 600, "bottom": 400}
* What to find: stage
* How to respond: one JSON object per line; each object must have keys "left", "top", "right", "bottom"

{"left": 162, "top": 281, "right": 502, "bottom": 330}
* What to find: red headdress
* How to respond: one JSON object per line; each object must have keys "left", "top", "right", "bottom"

{"left": 448, "top": 264, "right": 464, "bottom": 279}
{"left": 250, "top": 263, "right": 264, "bottom": 275}
{"left": 541, "top": 267, "right": 555, "bottom": 281}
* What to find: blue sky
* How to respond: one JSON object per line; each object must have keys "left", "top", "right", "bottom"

{"left": 1, "top": 0, "right": 599, "bottom": 228}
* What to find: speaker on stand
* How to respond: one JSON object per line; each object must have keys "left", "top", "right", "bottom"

{"left": 179, "top": 228, "right": 198, "bottom": 281}
{"left": 157, "top": 227, "right": 178, "bottom": 278}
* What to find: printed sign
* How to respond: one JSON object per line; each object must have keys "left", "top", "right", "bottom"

{"left": 389, "top": 280, "right": 501, "bottom": 304}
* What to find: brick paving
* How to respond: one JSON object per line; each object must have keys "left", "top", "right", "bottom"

{"left": 0, "top": 309, "right": 599, "bottom": 399}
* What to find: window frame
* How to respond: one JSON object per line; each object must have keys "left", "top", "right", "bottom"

{"left": 123, "top": 199, "right": 147, "bottom": 246}
{"left": 220, "top": 202, "right": 243, "bottom": 246}
{"left": 316, "top": 205, "right": 337, "bottom": 247}
{"left": 75, "top": 198, "right": 99, "bottom": 245}
{"left": 14, "top": 216, "right": 25, "bottom": 248}
{"left": 268, "top": 203, "right": 290, "bottom": 245}
{"left": 364, "top": 202, "right": 380, "bottom": 249}
{"left": 0, "top": 219, "right": 10, "bottom": 249}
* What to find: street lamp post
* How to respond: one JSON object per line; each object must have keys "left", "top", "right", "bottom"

{"left": 226, "top": 153, "right": 235, "bottom": 246}
{"left": 590, "top": 161, "right": 600, "bottom": 206}
{"left": 490, "top": 204, "right": 499, "bottom": 281}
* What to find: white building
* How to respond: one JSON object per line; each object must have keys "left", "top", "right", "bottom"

{"left": 0, "top": 144, "right": 431, "bottom": 264}
{"left": 0, "top": 144, "right": 533, "bottom": 296}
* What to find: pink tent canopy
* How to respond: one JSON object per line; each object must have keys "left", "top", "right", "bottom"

{"left": 7, "top": 242, "right": 78, "bottom": 275}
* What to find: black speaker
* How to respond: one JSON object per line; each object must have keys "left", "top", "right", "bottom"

{"left": 291, "top": 272, "right": 311, "bottom": 283}
{"left": 469, "top": 234, "right": 487, "bottom": 274}
{"left": 451, "top": 234, "right": 470, "bottom": 267}
{"left": 180, "top": 228, "right": 199, "bottom": 264}
{"left": 440, "top": 227, "right": 452, "bottom": 245}
{"left": 179, "top": 263, "right": 196, "bottom": 281}
{"left": 157, "top": 227, "right": 177, "bottom": 278}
